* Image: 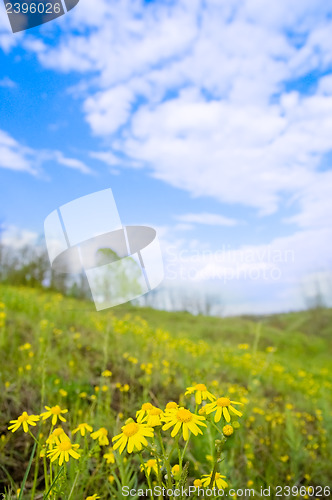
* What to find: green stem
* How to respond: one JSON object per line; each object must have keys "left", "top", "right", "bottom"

{"left": 157, "top": 429, "right": 173, "bottom": 494}
{"left": 209, "top": 440, "right": 224, "bottom": 488}
{"left": 67, "top": 469, "right": 80, "bottom": 500}
{"left": 30, "top": 443, "right": 40, "bottom": 500}
{"left": 43, "top": 466, "right": 64, "bottom": 499}
{"left": 18, "top": 440, "right": 37, "bottom": 500}
{"left": 179, "top": 433, "right": 191, "bottom": 470}
{"left": 139, "top": 453, "right": 154, "bottom": 500}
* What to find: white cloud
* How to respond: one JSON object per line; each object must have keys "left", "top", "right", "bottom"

{"left": 0, "top": 129, "right": 38, "bottom": 174}
{"left": 19, "top": 0, "right": 332, "bottom": 220}
{"left": 1, "top": 225, "right": 38, "bottom": 249}
{"left": 0, "top": 76, "right": 16, "bottom": 88}
{"left": 176, "top": 212, "right": 239, "bottom": 227}
{"left": 0, "top": 128, "right": 94, "bottom": 176}
{"left": 54, "top": 151, "right": 94, "bottom": 175}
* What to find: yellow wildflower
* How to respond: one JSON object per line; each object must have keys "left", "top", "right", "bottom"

{"left": 112, "top": 420, "right": 154, "bottom": 454}
{"left": 72, "top": 423, "right": 93, "bottom": 437}
{"left": 185, "top": 383, "right": 215, "bottom": 405}
{"left": 201, "top": 472, "right": 228, "bottom": 489}
{"left": 91, "top": 427, "right": 109, "bottom": 446}
{"left": 140, "top": 459, "right": 158, "bottom": 476}
{"left": 40, "top": 405, "right": 68, "bottom": 426}
{"left": 205, "top": 397, "right": 243, "bottom": 423}
{"left": 47, "top": 434, "right": 80, "bottom": 466}
{"left": 103, "top": 449, "right": 115, "bottom": 464}
{"left": 162, "top": 407, "right": 206, "bottom": 441}
{"left": 8, "top": 412, "right": 40, "bottom": 433}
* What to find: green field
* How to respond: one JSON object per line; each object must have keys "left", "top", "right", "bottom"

{"left": 0, "top": 285, "right": 331, "bottom": 499}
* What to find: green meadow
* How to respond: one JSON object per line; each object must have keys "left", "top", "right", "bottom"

{"left": 0, "top": 285, "right": 331, "bottom": 499}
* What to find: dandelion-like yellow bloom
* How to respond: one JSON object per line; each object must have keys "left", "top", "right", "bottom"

{"left": 72, "top": 423, "right": 93, "bottom": 437}
{"left": 194, "top": 479, "right": 203, "bottom": 487}
{"left": 102, "top": 370, "right": 112, "bottom": 377}
{"left": 136, "top": 402, "right": 154, "bottom": 421}
{"left": 185, "top": 384, "right": 216, "bottom": 405}
{"left": 143, "top": 406, "right": 164, "bottom": 427}
{"left": 140, "top": 459, "right": 158, "bottom": 476}
{"left": 201, "top": 472, "right": 228, "bottom": 489}
{"left": 8, "top": 412, "right": 40, "bottom": 433}
{"left": 112, "top": 420, "right": 154, "bottom": 454}
{"left": 91, "top": 427, "right": 109, "bottom": 446}
{"left": 162, "top": 407, "right": 206, "bottom": 441}
{"left": 40, "top": 405, "right": 68, "bottom": 426}
{"left": 103, "top": 449, "right": 115, "bottom": 464}
{"left": 85, "top": 495, "right": 100, "bottom": 500}
{"left": 47, "top": 434, "right": 80, "bottom": 466}
{"left": 205, "top": 397, "right": 243, "bottom": 423}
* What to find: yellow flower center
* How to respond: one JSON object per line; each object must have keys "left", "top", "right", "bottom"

{"left": 147, "top": 459, "right": 156, "bottom": 467}
{"left": 100, "top": 428, "right": 108, "bottom": 436}
{"left": 149, "top": 408, "right": 162, "bottom": 416}
{"left": 50, "top": 406, "right": 61, "bottom": 414}
{"left": 142, "top": 403, "right": 153, "bottom": 411}
{"left": 216, "top": 397, "right": 230, "bottom": 407}
{"left": 122, "top": 422, "right": 139, "bottom": 437}
{"left": 59, "top": 441, "right": 72, "bottom": 451}
{"left": 18, "top": 412, "right": 29, "bottom": 423}
{"left": 176, "top": 409, "right": 193, "bottom": 423}
{"left": 195, "top": 384, "right": 207, "bottom": 391}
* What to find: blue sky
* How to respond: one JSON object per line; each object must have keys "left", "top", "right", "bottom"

{"left": 1, "top": 0, "right": 332, "bottom": 314}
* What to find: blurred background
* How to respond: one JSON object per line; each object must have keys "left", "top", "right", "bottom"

{"left": 1, "top": 0, "right": 332, "bottom": 316}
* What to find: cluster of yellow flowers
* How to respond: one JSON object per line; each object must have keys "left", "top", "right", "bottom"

{"left": 8, "top": 382, "right": 244, "bottom": 496}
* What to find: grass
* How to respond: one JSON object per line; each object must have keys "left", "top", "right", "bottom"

{"left": 0, "top": 284, "right": 331, "bottom": 499}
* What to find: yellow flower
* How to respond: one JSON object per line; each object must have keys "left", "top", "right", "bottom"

{"left": 46, "top": 428, "right": 70, "bottom": 449}
{"left": 201, "top": 472, "right": 228, "bottom": 489}
{"left": 8, "top": 412, "right": 40, "bottom": 433}
{"left": 238, "top": 344, "right": 249, "bottom": 350}
{"left": 194, "top": 479, "right": 202, "bottom": 487}
{"left": 59, "top": 389, "right": 68, "bottom": 397}
{"left": 102, "top": 370, "right": 112, "bottom": 377}
{"left": 223, "top": 424, "right": 234, "bottom": 437}
{"left": 112, "top": 420, "right": 154, "bottom": 454}
{"left": 85, "top": 495, "right": 100, "bottom": 500}
{"left": 91, "top": 427, "right": 109, "bottom": 446}
{"left": 19, "top": 343, "right": 32, "bottom": 351}
{"left": 136, "top": 402, "right": 154, "bottom": 421}
{"left": 185, "top": 383, "right": 215, "bottom": 405}
{"left": 72, "top": 423, "right": 93, "bottom": 437}
{"left": 172, "top": 464, "right": 181, "bottom": 479}
{"left": 205, "top": 397, "right": 243, "bottom": 423}
{"left": 162, "top": 407, "right": 206, "bottom": 441}
{"left": 103, "top": 449, "right": 115, "bottom": 464}
{"left": 47, "top": 434, "right": 80, "bottom": 466}
{"left": 108, "top": 475, "right": 115, "bottom": 484}
{"left": 40, "top": 405, "right": 68, "bottom": 426}
{"left": 142, "top": 406, "right": 164, "bottom": 427}
{"left": 140, "top": 459, "right": 158, "bottom": 476}
{"left": 280, "top": 455, "right": 289, "bottom": 462}
{"left": 165, "top": 402, "right": 178, "bottom": 411}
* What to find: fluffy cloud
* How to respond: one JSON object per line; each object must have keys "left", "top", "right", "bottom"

{"left": 0, "top": 129, "right": 93, "bottom": 176}
{"left": 176, "top": 212, "right": 239, "bottom": 226}
{"left": 19, "top": 0, "right": 332, "bottom": 222}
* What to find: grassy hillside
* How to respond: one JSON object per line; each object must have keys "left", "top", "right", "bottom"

{"left": 0, "top": 285, "right": 331, "bottom": 499}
